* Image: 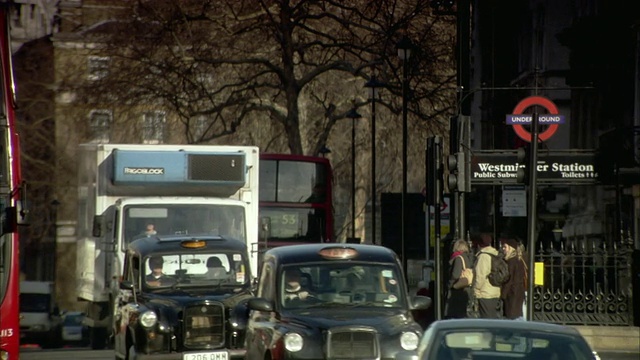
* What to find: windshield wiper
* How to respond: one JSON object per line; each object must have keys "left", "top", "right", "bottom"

{"left": 150, "top": 287, "right": 185, "bottom": 294}
{"left": 170, "top": 278, "right": 184, "bottom": 290}
{"left": 303, "top": 301, "right": 353, "bottom": 308}
{"left": 348, "top": 301, "right": 384, "bottom": 307}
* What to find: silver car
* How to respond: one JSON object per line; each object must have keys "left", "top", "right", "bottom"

{"left": 396, "top": 318, "right": 598, "bottom": 360}
{"left": 61, "top": 311, "right": 89, "bottom": 346}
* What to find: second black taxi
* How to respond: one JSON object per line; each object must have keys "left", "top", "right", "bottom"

{"left": 244, "top": 243, "right": 432, "bottom": 360}
{"left": 113, "top": 234, "right": 254, "bottom": 360}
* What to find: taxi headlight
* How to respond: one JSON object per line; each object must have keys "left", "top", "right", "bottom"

{"left": 140, "top": 311, "right": 158, "bottom": 328}
{"left": 400, "top": 331, "right": 420, "bottom": 351}
{"left": 283, "top": 332, "right": 304, "bottom": 352}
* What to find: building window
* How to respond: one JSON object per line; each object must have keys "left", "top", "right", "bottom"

{"left": 142, "top": 111, "right": 166, "bottom": 144}
{"left": 88, "top": 110, "right": 111, "bottom": 143}
{"left": 87, "top": 56, "right": 109, "bottom": 80}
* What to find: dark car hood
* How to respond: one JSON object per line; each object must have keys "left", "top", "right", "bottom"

{"left": 282, "top": 308, "right": 418, "bottom": 335}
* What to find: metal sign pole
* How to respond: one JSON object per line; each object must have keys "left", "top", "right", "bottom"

{"left": 526, "top": 111, "right": 539, "bottom": 321}
{"left": 434, "top": 136, "right": 443, "bottom": 320}
{"left": 427, "top": 135, "right": 444, "bottom": 320}
{"left": 435, "top": 190, "right": 442, "bottom": 320}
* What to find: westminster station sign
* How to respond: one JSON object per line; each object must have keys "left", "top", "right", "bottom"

{"left": 470, "top": 150, "right": 599, "bottom": 185}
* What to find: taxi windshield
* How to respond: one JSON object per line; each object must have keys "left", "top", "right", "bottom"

{"left": 280, "top": 263, "right": 406, "bottom": 309}
{"left": 143, "top": 252, "right": 249, "bottom": 289}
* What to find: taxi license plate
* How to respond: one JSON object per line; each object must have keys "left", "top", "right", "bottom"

{"left": 183, "top": 351, "right": 228, "bottom": 360}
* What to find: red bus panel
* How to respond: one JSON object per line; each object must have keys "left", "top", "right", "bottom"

{"left": 0, "top": 4, "right": 22, "bottom": 359}
{"left": 259, "top": 154, "right": 334, "bottom": 249}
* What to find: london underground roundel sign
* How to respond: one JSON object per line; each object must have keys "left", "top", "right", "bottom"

{"left": 509, "top": 96, "right": 561, "bottom": 143}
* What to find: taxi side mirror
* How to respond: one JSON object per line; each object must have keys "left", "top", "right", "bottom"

{"left": 92, "top": 215, "right": 103, "bottom": 237}
{"left": 411, "top": 295, "right": 432, "bottom": 310}
{"left": 247, "top": 298, "right": 274, "bottom": 312}
{"left": 120, "top": 280, "right": 134, "bottom": 290}
{"left": 2, "top": 207, "right": 17, "bottom": 234}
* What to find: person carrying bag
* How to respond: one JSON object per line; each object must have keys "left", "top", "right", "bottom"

{"left": 444, "top": 239, "right": 474, "bottom": 319}
{"left": 452, "top": 255, "right": 474, "bottom": 289}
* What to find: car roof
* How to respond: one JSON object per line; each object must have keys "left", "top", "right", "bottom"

{"left": 263, "top": 243, "right": 400, "bottom": 265}
{"left": 62, "top": 311, "right": 85, "bottom": 317}
{"left": 428, "top": 319, "right": 582, "bottom": 336}
{"left": 127, "top": 234, "right": 248, "bottom": 257}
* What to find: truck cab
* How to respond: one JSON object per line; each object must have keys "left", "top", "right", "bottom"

{"left": 75, "top": 144, "right": 259, "bottom": 349}
{"left": 19, "top": 281, "right": 62, "bottom": 348}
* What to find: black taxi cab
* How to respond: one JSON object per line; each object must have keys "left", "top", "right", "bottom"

{"left": 244, "top": 244, "right": 432, "bottom": 360}
{"left": 113, "top": 234, "right": 253, "bottom": 360}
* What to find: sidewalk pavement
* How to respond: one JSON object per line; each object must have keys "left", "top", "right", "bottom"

{"left": 574, "top": 326, "right": 640, "bottom": 353}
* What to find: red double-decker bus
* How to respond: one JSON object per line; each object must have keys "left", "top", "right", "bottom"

{"left": 0, "top": 4, "right": 27, "bottom": 358}
{"left": 259, "top": 154, "right": 334, "bottom": 249}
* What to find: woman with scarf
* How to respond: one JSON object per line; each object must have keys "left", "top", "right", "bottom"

{"left": 500, "top": 237, "right": 527, "bottom": 320}
{"left": 444, "top": 238, "right": 474, "bottom": 319}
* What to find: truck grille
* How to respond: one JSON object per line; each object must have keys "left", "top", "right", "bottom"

{"left": 183, "top": 304, "right": 224, "bottom": 348}
{"left": 326, "top": 327, "right": 378, "bottom": 359}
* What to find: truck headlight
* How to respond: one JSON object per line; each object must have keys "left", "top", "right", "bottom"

{"left": 140, "top": 311, "right": 158, "bottom": 328}
{"left": 284, "top": 332, "right": 304, "bottom": 352}
{"left": 400, "top": 331, "right": 420, "bottom": 351}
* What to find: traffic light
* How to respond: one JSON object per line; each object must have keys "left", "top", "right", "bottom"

{"left": 447, "top": 150, "right": 471, "bottom": 193}
{"left": 516, "top": 145, "right": 530, "bottom": 184}
{"left": 426, "top": 136, "right": 443, "bottom": 206}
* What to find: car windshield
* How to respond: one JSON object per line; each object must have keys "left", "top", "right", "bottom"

{"left": 19, "top": 293, "right": 51, "bottom": 312}
{"left": 143, "top": 251, "right": 249, "bottom": 289}
{"left": 280, "top": 263, "right": 406, "bottom": 309}
{"left": 63, "top": 313, "right": 84, "bottom": 326}
{"left": 123, "top": 204, "right": 246, "bottom": 245}
{"left": 427, "top": 329, "right": 594, "bottom": 360}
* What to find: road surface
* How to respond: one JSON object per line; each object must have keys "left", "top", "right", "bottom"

{"left": 18, "top": 347, "right": 640, "bottom": 359}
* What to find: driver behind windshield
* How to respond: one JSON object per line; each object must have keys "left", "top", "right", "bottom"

{"left": 280, "top": 265, "right": 405, "bottom": 307}
{"left": 283, "top": 269, "right": 312, "bottom": 303}
{"left": 145, "top": 256, "right": 176, "bottom": 287}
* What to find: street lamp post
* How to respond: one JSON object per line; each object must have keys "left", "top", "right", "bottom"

{"left": 51, "top": 199, "right": 60, "bottom": 283}
{"left": 346, "top": 108, "right": 362, "bottom": 241}
{"left": 397, "top": 36, "right": 413, "bottom": 271}
{"left": 364, "top": 75, "right": 383, "bottom": 245}
{"left": 319, "top": 145, "right": 331, "bottom": 158}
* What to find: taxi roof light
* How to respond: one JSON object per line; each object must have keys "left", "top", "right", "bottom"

{"left": 181, "top": 239, "right": 207, "bottom": 249}
{"left": 318, "top": 247, "right": 358, "bottom": 260}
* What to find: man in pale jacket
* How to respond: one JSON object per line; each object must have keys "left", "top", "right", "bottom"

{"left": 472, "top": 233, "right": 501, "bottom": 318}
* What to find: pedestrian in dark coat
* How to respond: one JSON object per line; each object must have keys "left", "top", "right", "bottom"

{"left": 500, "top": 237, "right": 526, "bottom": 320}
{"left": 445, "top": 239, "right": 473, "bottom": 319}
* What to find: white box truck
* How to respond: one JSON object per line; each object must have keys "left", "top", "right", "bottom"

{"left": 75, "top": 144, "right": 259, "bottom": 349}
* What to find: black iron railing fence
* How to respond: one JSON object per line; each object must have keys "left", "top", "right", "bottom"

{"left": 531, "top": 237, "right": 635, "bottom": 326}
